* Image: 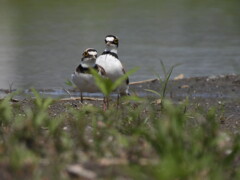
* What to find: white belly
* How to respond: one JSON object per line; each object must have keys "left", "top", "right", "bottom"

{"left": 71, "top": 72, "right": 100, "bottom": 93}
{"left": 96, "top": 54, "right": 129, "bottom": 94}
{"left": 96, "top": 55, "right": 124, "bottom": 81}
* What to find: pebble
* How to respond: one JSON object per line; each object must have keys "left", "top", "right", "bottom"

{"left": 66, "top": 164, "right": 97, "bottom": 179}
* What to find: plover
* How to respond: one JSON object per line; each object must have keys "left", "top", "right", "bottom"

{"left": 71, "top": 48, "right": 106, "bottom": 102}
{"left": 96, "top": 35, "right": 129, "bottom": 96}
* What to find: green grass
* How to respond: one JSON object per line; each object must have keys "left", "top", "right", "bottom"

{"left": 0, "top": 90, "right": 240, "bottom": 179}
{"left": 1, "top": 64, "right": 240, "bottom": 179}
{"left": 146, "top": 60, "right": 181, "bottom": 110}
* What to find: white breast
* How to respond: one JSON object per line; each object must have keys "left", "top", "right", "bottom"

{"left": 96, "top": 54, "right": 129, "bottom": 94}
{"left": 71, "top": 72, "right": 100, "bottom": 93}
{"left": 96, "top": 55, "right": 124, "bottom": 80}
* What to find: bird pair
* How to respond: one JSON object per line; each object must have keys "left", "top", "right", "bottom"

{"left": 71, "top": 35, "right": 129, "bottom": 107}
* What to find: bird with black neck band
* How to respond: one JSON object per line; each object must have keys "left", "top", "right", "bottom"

{"left": 96, "top": 35, "right": 130, "bottom": 97}
{"left": 71, "top": 48, "right": 106, "bottom": 102}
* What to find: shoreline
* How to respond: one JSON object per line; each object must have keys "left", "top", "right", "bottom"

{"left": 1, "top": 74, "right": 240, "bottom": 179}
{"left": 1, "top": 74, "right": 240, "bottom": 99}
{"left": 1, "top": 74, "right": 239, "bottom": 132}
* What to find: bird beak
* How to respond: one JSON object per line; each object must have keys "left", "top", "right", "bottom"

{"left": 106, "top": 41, "right": 111, "bottom": 46}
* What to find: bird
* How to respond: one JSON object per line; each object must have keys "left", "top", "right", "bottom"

{"left": 96, "top": 35, "right": 129, "bottom": 96}
{"left": 71, "top": 48, "right": 106, "bottom": 102}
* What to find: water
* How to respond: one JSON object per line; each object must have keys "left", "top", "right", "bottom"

{"left": 0, "top": 0, "right": 240, "bottom": 89}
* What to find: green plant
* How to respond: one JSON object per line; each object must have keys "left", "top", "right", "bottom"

{"left": 65, "top": 79, "right": 74, "bottom": 87}
{"left": 0, "top": 87, "right": 239, "bottom": 179}
{"left": 0, "top": 95, "right": 13, "bottom": 128}
{"left": 90, "top": 67, "right": 138, "bottom": 109}
{"left": 126, "top": 101, "right": 240, "bottom": 180}
{"left": 145, "top": 60, "right": 180, "bottom": 109}
{"left": 90, "top": 68, "right": 138, "bottom": 97}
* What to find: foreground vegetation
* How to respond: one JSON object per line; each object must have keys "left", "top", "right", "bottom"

{"left": 0, "top": 90, "right": 240, "bottom": 180}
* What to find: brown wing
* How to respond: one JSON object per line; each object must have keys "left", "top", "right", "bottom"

{"left": 97, "top": 65, "right": 107, "bottom": 76}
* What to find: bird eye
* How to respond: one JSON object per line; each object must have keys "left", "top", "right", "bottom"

{"left": 114, "top": 39, "right": 118, "bottom": 44}
{"left": 83, "top": 52, "right": 88, "bottom": 56}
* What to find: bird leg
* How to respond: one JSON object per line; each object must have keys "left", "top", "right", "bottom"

{"left": 107, "top": 97, "right": 109, "bottom": 109}
{"left": 117, "top": 94, "right": 120, "bottom": 109}
{"left": 103, "top": 97, "right": 107, "bottom": 111}
{"left": 80, "top": 92, "right": 83, "bottom": 103}
{"left": 103, "top": 96, "right": 109, "bottom": 111}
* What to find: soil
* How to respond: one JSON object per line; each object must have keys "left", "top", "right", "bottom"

{"left": 1, "top": 74, "right": 240, "bottom": 179}
{"left": 130, "top": 74, "right": 240, "bottom": 132}
{"left": 2, "top": 74, "right": 240, "bottom": 132}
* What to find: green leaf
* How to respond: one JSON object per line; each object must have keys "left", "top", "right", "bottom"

{"left": 121, "top": 95, "right": 145, "bottom": 102}
{"left": 31, "top": 88, "right": 42, "bottom": 108}
{"left": 65, "top": 79, "right": 73, "bottom": 87}
{"left": 31, "top": 88, "right": 53, "bottom": 110}
{"left": 42, "top": 98, "right": 53, "bottom": 110}
{"left": 144, "top": 89, "right": 162, "bottom": 97}
{"left": 160, "top": 59, "right": 167, "bottom": 77}
{"left": 0, "top": 95, "right": 13, "bottom": 125}
{"left": 112, "top": 67, "right": 139, "bottom": 90}
{"left": 90, "top": 67, "right": 138, "bottom": 97}
{"left": 90, "top": 69, "right": 111, "bottom": 96}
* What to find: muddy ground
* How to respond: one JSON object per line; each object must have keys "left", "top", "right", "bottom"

{"left": 2, "top": 74, "right": 240, "bottom": 132}
{"left": 130, "top": 74, "right": 240, "bottom": 132}
{"left": 0, "top": 74, "right": 240, "bottom": 179}
{"left": 37, "top": 74, "right": 240, "bottom": 133}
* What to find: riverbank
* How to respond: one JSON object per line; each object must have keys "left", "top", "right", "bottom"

{"left": 10, "top": 74, "right": 239, "bottom": 131}
{"left": 0, "top": 74, "right": 240, "bottom": 180}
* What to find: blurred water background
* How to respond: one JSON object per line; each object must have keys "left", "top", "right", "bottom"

{"left": 0, "top": 0, "right": 240, "bottom": 89}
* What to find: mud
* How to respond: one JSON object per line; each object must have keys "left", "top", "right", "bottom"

{"left": 1, "top": 74, "right": 240, "bottom": 132}
{"left": 130, "top": 74, "right": 240, "bottom": 132}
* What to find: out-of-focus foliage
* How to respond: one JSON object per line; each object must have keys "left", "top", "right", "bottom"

{"left": 0, "top": 90, "right": 239, "bottom": 179}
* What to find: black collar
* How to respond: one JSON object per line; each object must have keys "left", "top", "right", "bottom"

{"left": 102, "top": 51, "right": 118, "bottom": 59}
{"left": 76, "top": 64, "right": 98, "bottom": 74}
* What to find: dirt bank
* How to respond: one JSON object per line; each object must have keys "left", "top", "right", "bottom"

{"left": 130, "top": 74, "right": 240, "bottom": 132}
{"left": 40, "top": 74, "right": 240, "bottom": 132}
{"left": 2, "top": 74, "right": 240, "bottom": 132}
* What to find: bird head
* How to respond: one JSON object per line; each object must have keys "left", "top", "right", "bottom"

{"left": 105, "top": 35, "right": 119, "bottom": 48}
{"left": 81, "top": 48, "right": 98, "bottom": 67}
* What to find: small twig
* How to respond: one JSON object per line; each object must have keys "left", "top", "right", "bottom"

{"left": 8, "top": 82, "right": 14, "bottom": 93}
{"left": 63, "top": 88, "right": 72, "bottom": 97}
{"left": 225, "top": 115, "right": 234, "bottom": 121}
{"left": 10, "top": 98, "right": 19, "bottom": 102}
{"left": 129, "top": 78, "right": 158, "bottom": 85}
{"left": 60, "top": 97, "right": 103, "bottom": 101}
